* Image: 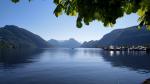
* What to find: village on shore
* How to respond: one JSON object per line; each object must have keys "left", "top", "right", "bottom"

{"left": 102, "top": 45, "right": 150, "bottom": 51}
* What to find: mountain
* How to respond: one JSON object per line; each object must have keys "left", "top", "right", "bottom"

{"left": 97, "top": 26, "right": 150, "bottom": 47}
{"left": 48, "top": 38, "right": 81, "bottom": 48}
{"left": 0, "top": 25, "right": 50, "bottom": 48}
{"left": 81, "top": 40, "right": 99, "bottom": 48}
{"left": 47, "top": 39, "right": 60, "bottom": 47}
{"left": 80, "top": 26, "right": 150, "bottom": 48}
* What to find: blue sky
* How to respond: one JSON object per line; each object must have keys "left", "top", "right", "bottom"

{"left": 0, "top": 0, "right": 139, "bottom": 42}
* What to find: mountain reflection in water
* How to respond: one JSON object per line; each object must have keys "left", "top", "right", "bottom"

{"left": 0, "top": 48, "right": 150, "bottom": 84}
{"left": 101, "top": 51, "right": 150, "bottom": 73}
{"left": 0, "top": 48, "right": 44, "bottom": 69}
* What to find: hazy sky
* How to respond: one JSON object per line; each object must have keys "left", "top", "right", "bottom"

{"left": 0, "top": 0, "right": 139, "bottom": 42}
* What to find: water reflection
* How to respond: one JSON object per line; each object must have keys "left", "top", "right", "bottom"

{"left": 101, "top": 50, "right": 150, "bottom": 73}
{"left": 0, "top": 48, "right": 44, "bottom": 69}
{"left": 0, "top": 48, "right": 149, "bottom": 84}
{"left": 0, "top": 48, "right": 150, "bottom": 74}
{"left": 45, "top": 48, "right": 78, "bottom": 57}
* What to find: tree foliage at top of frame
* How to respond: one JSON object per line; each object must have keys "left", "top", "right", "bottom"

{"left": 11, "top": 0, "right": 150, "bottom": 29}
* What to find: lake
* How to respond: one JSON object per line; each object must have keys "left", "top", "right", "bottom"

{"left": 0, "top": 48, "right": 150, "bottom": 84}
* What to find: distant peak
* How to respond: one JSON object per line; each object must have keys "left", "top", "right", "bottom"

{"left": 4, "top": 25, "right": 19, "bottom": 28}
{"left": 69, "top": 38, "right": 75, "bottom": 41}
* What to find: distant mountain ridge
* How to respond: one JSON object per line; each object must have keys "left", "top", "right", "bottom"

{"left": 81, "top": 40, "right": 99, "bottom": 48}
{"left": 48, "top": 38, "right": 81, "bottom": 48}
{"left": 0, "top": 25, "right": 50, "bottom": 48}
{"left": 81, "top": 26, "right": 150, "bottom": 48}
{"left": 97, "top": 26, "right": 150, "bottom": 47}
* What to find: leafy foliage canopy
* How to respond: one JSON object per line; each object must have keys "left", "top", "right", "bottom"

{"left": 11, "top": 0, "right": 150, "bottom": 28}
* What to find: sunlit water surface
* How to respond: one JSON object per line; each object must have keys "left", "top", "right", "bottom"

{"left": 0, "top": 48, "right": 150, "bottom": 84}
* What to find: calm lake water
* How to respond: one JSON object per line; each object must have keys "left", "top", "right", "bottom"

{"left": 0, "top": 48, "right": 150, "bottom": 84}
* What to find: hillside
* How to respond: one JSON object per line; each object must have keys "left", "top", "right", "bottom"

{"left": 81, "top": 26, "right": 150, "bottom": 48}
{"left": 0, "top": 25, "right": 50, "bottom": 48}
{"left": 97, "top": 26, "right": 150, "bottom": 47}
{"left": 81, "top": 40, "right": 99, "bottom": 48}
{"left": 48, "top": 38, "right": 81, "bottom": 48}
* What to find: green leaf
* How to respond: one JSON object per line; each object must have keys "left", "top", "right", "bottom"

{"left": 137, "top": 26, "right": 141, "bottom": 30}
{"left": 76, "top": 16, "right": 82, "bottom": 28}
{"left": 54, "top": 5, "right": 63, "bottom": 17}
{"left": 54, "top": 0, "right": 61, "bottom": 4}
{"left": 11, "top": 0, "right": 19, "bottom": 3}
